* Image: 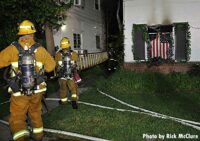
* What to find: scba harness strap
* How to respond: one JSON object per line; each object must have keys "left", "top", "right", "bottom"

{"left": 12, "top": 41, "right": 41, "bottom": 57}
{"left": 8, "top": 42, "right": 45, "bottom": 95}
{"left": 13, "top": 42, "right": 40, "bottom": 72}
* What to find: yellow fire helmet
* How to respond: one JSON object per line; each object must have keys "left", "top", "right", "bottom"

{"left": 60, "top": 37, "right": 71, "bottom": 49}
{"left": 18, "top": 20, "right": 36, "bottom": 35}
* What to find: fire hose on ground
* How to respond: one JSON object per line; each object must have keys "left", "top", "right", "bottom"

{"left": 0, "top": 88, "right": 200, "bottom": 141}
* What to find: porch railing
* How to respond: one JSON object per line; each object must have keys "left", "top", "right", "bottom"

{"left": 77, "top": 51, "right": 108, "bottom": 70}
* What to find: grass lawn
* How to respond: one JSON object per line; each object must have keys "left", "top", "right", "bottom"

{"left": 43, "top": 67, "right": 200, "bottom": 141}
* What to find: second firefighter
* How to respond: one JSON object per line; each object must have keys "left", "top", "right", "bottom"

{"left": 55, "top": 37, "right": 79, "bottom": 109}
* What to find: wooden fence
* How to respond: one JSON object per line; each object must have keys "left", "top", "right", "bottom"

{"left": 77, "top": 51, "right": 108, "bottom": 70}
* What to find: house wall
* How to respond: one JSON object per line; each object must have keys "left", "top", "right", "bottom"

{"left": 123, "top": 0, "right": 200, "bottom": 62}
{"left": 53, "top": 0, "right": 105, "bottom": 53}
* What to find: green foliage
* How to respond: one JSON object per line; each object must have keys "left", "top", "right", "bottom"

{"left": 115, "top": 31, "right": 124, "bottom": 64}
{"left": 0, "top": 0, "right": 73, "bottom": 49}
{"left": 148, "top": 57, "right": 167, "bottom": 66}
{"left": 107, "top": 31, "right": 124, "bottom": 65}
{"left": 43, "top": 68, "right": 200, "bottom": 140}
{"left": 43, "top": 101, "right": 200, "bottom": 141}
{"left": 174, "top": 22, "right": 191, "bottom": 61}
{"left": 96, "top": 69, "right": 200, "bottom": 122}
{"left": 167, "top": 32, "right": 174, "bottom": 59}
{"left": 188, "top": 63, "right": 200, "bottom": 76}
{"left": 99, "top": 69, "right": 200, "bottom": 95}
{"left": 147, "top": 57, "right": 175, "bottom": 67}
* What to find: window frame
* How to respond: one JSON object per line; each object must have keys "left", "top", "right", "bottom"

{"left": 94, "top": 0, "right": 100, "bottom": 10}
{"left": 74, "top": 0, "right": 85, "bottom": 8}
{"left": 96, "top": 35, "right": 101, "bottom": 49}
{"left": 73, "top": 33, "right": 82, "bottom": 49}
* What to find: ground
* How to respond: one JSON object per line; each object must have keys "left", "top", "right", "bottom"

{"left": 0, "top": 78, "right": 90, "bottom": 141}
{"left": 0, "top": 66, "right": 200, "bottom": 141}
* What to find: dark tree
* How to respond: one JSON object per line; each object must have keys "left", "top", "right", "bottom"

{"left": 102, "top": 0, "right": 124, "bottom": 64}
{"left": 0, "top": 0, "right": 73, "bottom": 55}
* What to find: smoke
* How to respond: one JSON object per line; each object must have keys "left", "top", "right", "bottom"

{"left": 147, "top": 0, "right": 172, "bottom": 25}
{"left": 147, "top": 0, "right": 156, "bottom": 25}
{"left": 161, "top": 0, "right": 172, "bottom": 24}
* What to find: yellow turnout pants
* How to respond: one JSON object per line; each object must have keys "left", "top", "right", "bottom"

{"left": 9, "top": 94, "right": 43, "bottom": 141}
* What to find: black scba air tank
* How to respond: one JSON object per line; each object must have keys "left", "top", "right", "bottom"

{"left": 21, "top": 52, "right": 35, "bottom": 95}
{"left": 63, "top": 53, "right": 72, "bottom": 78}
{"left": 4, "top": 42, "right": 43, "bottom": 95}
{"left": 61, "top": 51, "right": 73, "bottom": 79}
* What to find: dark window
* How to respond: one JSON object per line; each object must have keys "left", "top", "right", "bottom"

{"left": 175, "top": 30, "right": 186, "bottom": 61}
{"left": 73, "top": 33, "right": 81, "bottom": 49}
{"left": 74, "top": 0, "right": 84, "bottom": 8}
{"left": 95, "top": 0, "right": 100, "bottom": 10}
{"left": 96, "top": 35, "right": 100, "bottom": 49}
{"left": 134, "top": 31, "right": 145, "bottom": 60}
{"left": 74, "top": 0, "right": 80, "bottom": 5}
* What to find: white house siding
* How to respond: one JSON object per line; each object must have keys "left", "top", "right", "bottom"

{"left": 123, "top": 0, "right": 200, "bottom": 62}
{"left": 53, "top": 0, "right": 105, "bottom": 53}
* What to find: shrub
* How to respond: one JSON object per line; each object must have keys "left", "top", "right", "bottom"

{"left": 188, "top": 63, "right": 200, "bottom": 76}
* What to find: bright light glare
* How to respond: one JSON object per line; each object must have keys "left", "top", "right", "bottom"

{"left": 61, "top": 25, "right": 67, "bottom": 31}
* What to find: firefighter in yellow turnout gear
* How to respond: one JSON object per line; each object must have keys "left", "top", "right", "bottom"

{"left": 55, "top": 37, "right": 79, "bottom": 109}
{"left": 0, "top": 20, "right": 56, "bottom": 141}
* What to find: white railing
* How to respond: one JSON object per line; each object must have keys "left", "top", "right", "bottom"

{"left": 77, "top": 52, "right": 108, "bottom": 70}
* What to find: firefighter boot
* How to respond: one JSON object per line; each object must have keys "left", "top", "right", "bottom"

{"left": 71, "top": 94, "right": 78, "bottom": 109}
{"left": 59, "top": 97, "right": 68, "bottom": 105}
{"left": 59, "top": 100, "right": 68, "bottom": 105}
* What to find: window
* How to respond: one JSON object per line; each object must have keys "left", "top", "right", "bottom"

{"left": 132, "top": 24, "right": 173, "bottom": 61}
{"left": 73, "top": 33, "right": 81, "bottom": 49}
{"left": 74, "top": 0, "right": 84, "bottom": 7}
{"left": 96, "top": 35, "right": 100, "bottom": 49}
{"left": 133, "top": 24, "right": 190, "bottom": 62}
{"left": 95, "top": 0, "right": 100, "bottom": 10}
{"left": 174, "top": 23, "right": 188, "bottom": 61}
{"left": 148, "top": 25, "right": 173, "bottom": 59}
{"left": 133, "top": 30, "right": 145, "bottom": 60}
{"left": 74, "top": 0, "right": 81, "bottom": 5}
